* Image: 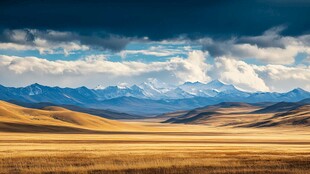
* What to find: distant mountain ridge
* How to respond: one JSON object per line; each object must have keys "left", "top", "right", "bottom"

{"left": 0, "top": 81, "right": 309, "bottom": 115}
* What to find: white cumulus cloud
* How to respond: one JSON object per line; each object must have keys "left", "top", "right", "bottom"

{"left": 211, "top": 57, "right": 270, "bottom": 92}
{"left": 0, "top": 51, "right": 210, "bottom": 87}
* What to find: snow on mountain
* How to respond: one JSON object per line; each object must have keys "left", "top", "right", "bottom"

{"left": 137, "top": 78, "right": 174, "bottom": 99}
{"left": 205, "top": 80, "right": 241, "bottom": 93}
{"left": 26, "top": 83, "right": 44, "bottom": 95}
{"left": 94, "top": 85, "right": 105, "bottom": 90}
{"left": 163, "top": 87, "right": 194, "bottom": 99}
{"left": 94, "top": 82, "right": 153, "bottom": 100}
{"left": 0, "top": 81, "right": 309, "bottom": 115}
{"left": 94, "top": 85, "right": 142, "bottom": 100}
{"left": 205, "top": 80, "right": 225, "bottom": 89}
{"left": 93, "top": 80, "right": 310, "bottom": 101}
{"left": 179, "top": 80, "right": 243, "bottom": 97}
{"left": 1, "top": 80, "right": 309, "bottom": 110}
{"left": 138, "top": 82, "right": 162, "bottom": 98}
{"left": 278, "top": 88, "right": 310, "bottom": 102}
{"left": 179, "top": 81, "right": 207, "bottom": 95}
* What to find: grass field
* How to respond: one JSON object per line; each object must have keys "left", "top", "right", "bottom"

{"left": 0, "top": 122, "right": 309, "bottom": 174}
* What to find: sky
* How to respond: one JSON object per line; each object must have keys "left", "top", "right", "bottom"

{"left": 0, "top": 0, "right": 309, "bottom": 92}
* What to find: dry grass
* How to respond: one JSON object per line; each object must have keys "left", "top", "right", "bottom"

{"left": 2, "top": 151, "right": 310, "bottom": 174}
{"left": 0, "top": 124, "right": 310, "bottom": 174}
{"left": 0, "top": 100, "right": 144, "bottom": 132}
{"left": 0, "top": 101, "right": 310, "bottom": 173}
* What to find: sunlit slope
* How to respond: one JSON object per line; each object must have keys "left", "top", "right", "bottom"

{"left": 245, "top": 105, "right": 310, "bottom": 127}
{"left": 0, "top": 100, "right": 142, "bottom": 132}
{"left": 164, "top": 102, "right": 262, "bottom": 125}
{"left": 164, "top": 101, "right": 310, "bottom": 128}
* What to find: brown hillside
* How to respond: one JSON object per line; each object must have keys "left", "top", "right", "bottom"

{"left": 163, "top": 102, "right": 310, "bottom": 128}
{"left": 0, "top": 100, "right": 142, "bottom": 132}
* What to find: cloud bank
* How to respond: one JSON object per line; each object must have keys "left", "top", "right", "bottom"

{"left": 200, "top": 27, "right": 310, "bottom": 65}
{"left": 0, "top": 29, "right": 131, "bottom": 55}
{"left": 1, "top": 51, "right": 309, "bottom": 92}
{"left": 1, "top": 1, "right": 310, "bottom": 39}
{"left": 0, "top": 51, "right": 209, "bottom": 88}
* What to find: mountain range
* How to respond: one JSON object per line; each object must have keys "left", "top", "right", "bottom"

{"left": 0, "top": 80, "right": 309, "bottom": 115}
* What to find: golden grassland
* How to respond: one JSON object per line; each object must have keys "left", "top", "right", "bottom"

{"left": 0, "top": 101, "right": 310, "bottom": 173}
{"left": 0, "top": 100, "right": 145, "bottom": 132}
{"left": 0, "top": 123, "right": 310, "bottom": 174}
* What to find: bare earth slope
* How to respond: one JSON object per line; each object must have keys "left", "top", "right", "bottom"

{"left": 163, "top": 102, "right": 310, "bottom": 128}
{"left": 163, "top": 102, "right": 261, "bottom": 125}
{"left": 0, "top": 100, "right": 142, "bottom": 132}
{"left": 246, "top": 105, "right": 310, "bottom": 127}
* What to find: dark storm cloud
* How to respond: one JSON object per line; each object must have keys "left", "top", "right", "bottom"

{"left": 200, "top": 26, "right": 291, "bottom": 57}
{"left": 200, "top": 25, "right": 310, "bottom": 62}
{"left": 78, "top": 34, "right": 130, "bottom": 52}
{"left": 236, "top": 26, "right": 288, "bottom": 49}
{"left": 0, "top": 29, "right": 131, "bottom": 52}
{"left": 0, "top": 0, "right": 310, "bottom": 40}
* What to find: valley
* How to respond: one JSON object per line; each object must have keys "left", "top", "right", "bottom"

{"left": 0, "top": 100, "right": 309, "bottom": 173}
{"left": 1, "top": 2, "right": 309, "bottom": 173}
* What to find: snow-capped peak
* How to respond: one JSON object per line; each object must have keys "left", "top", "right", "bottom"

{"left": 117, "top": 82, "right": 129, "bottom": 89}
{"left": 183, "top": 81, "right": 205, "bottom": 86}
{"left": 95, "top": 83, "right": 129, "bottom": 90}
{"left": 95, "top": 79, "right": 245, "bottom": 99}
{"left": 94, "top": 85, "right": 105, "bottom": 90}
{"left": 26, "top": 83, "right": 44, "bottom": 95}
{"left": 206, "top": 80, "right": 225, "bottom": 88}
{"left": 178, "top": 80, "right": 240, "bottom": 97}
